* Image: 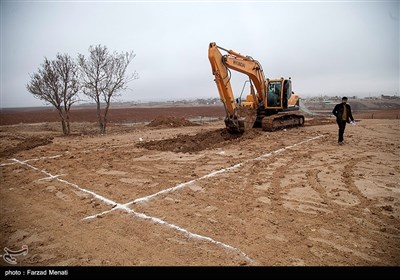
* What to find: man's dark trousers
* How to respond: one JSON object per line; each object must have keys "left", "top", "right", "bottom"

{"left": 337, "top": 119, "right": 347, "bottom": 143}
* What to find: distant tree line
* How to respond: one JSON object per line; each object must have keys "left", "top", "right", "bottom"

{"left": 26, "top": 45, "right": 138, "bottom": 135}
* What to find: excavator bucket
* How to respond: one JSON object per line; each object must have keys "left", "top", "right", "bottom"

{"left": 238, "top": 107, "right": 257, "bottom": 132}
{"left": 225, "top": 107, "right": 257, "bottom": 133}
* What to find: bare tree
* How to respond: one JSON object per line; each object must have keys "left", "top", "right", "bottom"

{"left": 26, "top": 54, "right": 79, "bottom": 135}
{"left": 78, "top": 45, "right": 138, "bottom": 134}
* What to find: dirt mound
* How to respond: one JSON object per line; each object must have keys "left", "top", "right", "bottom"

{"left": 0, "top": 136, "right": 53, "bottom": 158}
{"left": 305, "top": 117, "right": 336, "bottom": 126}
{"left": 137, "top": 128, "right": 261, "bottom": 153}
{"left": 147, "top": 116, "right": 198, "bottom": 128}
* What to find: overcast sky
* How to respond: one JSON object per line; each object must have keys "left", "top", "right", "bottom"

{"left": 1, "top": 0, "right": 399, "bottom": 108}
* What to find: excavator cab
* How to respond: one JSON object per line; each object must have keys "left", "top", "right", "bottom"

{"left": 267, "top": 81, "right": 281, "bottom": 107}
{"left": 266, "top": 78, "right": 292, "bottom": 109}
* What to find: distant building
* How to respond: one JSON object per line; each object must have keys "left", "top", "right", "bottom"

{"left": 381, "top": 94, "right": 399, "bottom": 99}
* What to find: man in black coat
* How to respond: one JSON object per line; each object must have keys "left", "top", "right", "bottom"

{"left": 332, "top": 96, "right": 355, "bottom": 145}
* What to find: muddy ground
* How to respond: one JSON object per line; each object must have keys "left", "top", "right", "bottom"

{"left": 0, "top": 110, "right": 399, "bottom": 266}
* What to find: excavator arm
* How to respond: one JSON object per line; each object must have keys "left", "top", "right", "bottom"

{"left": 208, "top": 42, "right": 237, "bottom": 116}
{"left": 208, "top": 42, "right": 266, "bottom": 132}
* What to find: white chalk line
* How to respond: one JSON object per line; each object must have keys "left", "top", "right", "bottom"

{"left": 128, "top": 134, "right": 324, "bottom": 206}
{"left": 9, "top": 158, "right": 255, "bottom": 264}
{"left": 96, "top": 204, "right": 255, "bottom": 265}
{"left": 0, "top": 155, "right": 62, "bottom": 166}
{"left": 10, "top": 158, "right": 117, "bottom": 207}
{"left": 254, "top": 134, "right": 324, "bottom": 161}
{"left": 81, "top": 134, "right": 323, "bottom": 264}
{"left": 83, "top": 135, "right": 324, "bottom": 220}
{"left": 37, "top": 174, "right": 66, "bottom": 181}
{"left": 8, "top": 134, "right": 323, "bottom": 265}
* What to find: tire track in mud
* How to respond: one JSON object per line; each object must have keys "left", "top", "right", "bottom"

{"left": 308, "top": 167, "right": 400, "bottom": 265}
{"left": 306, "top": 169, "right": 331, "bottom": 206}
{"left": 342, "top": 157, "right": 371, "bottom": 208}
{"left": 251, "top": 152, "right": 340, "bottom": 264}
{"left": 249, "top": 144, "right": 400, "bottom": 264}
{"left": 305, "top": 157, "right": 371, "bottom": 211}
{"left": 301, "top": 155, "right": 400, "bottom": 264}
{"left": 342, "top": 157, "right": 400, "bottom": 231}
{"left": 269, "top": 157, "right": 297, "bottom": 206}
{"left": 304, "top": 168, "right": 381, "bottom": 263}
{"left": 306, "top": 162, "right": 375, "bottom": 229}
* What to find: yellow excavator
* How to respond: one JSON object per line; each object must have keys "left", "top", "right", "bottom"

{"left": 208, "top": 42, "right": 304, "bottom": 133}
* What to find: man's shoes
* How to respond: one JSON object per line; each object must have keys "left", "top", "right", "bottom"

{"left": 338, "top": 141, "right": 344, "bottom": 145}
